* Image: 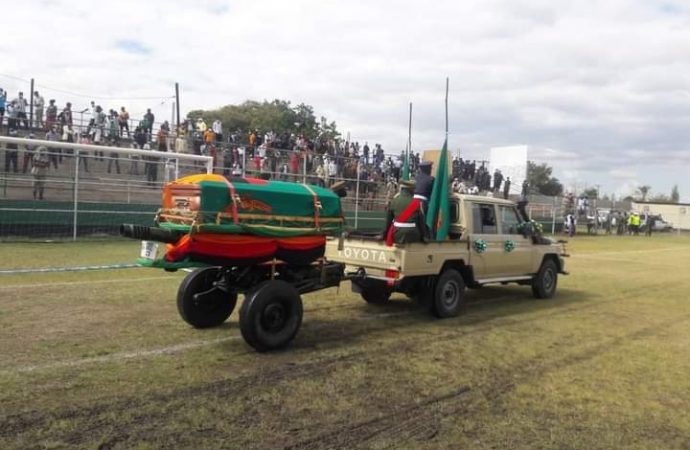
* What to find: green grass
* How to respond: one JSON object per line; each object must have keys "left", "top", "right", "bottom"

{"left": 0, "top": 234, "right": 689, "bottom": 449}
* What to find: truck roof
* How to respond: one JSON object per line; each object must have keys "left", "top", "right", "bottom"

{"left": 451, "top": 193, "right": 517, "bottom": 206}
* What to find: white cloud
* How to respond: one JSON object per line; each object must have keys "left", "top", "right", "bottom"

{"left": 2, "top": 0, "right": 690, "bottom": 200}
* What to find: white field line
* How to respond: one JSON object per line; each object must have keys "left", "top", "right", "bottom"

{"left": 571, "top": 247, "right": 687, "bottom": 258}
{"left": 2, "top": 336, "right": 242, "bottom": 375}
{"left": 2, "top": 311, "right": 414, "bottom": 375}
{"left": 0, "top": 276, "right": 177, "bottom": 290}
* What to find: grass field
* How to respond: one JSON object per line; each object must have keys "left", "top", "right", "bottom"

{"left": 1, "top": 234, "right": 689, "bottom": 449}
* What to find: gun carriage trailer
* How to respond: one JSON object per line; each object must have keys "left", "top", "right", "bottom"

{"left": 122, "top": 175, "right": 568, "bottom": 352}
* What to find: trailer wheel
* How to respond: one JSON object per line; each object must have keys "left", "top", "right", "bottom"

{"left": 432, "top": 269, "right": 465, "bottom": 318}
{"left": 239, "top": 280, "right": 303, "bottom": 352}
{"left": 532, "top": 259, "right": 558, "bottom": 299}
{"left": 177, "top": 267, "right": 236, "bottom": 329}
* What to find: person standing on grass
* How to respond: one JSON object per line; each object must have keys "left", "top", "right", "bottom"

{"left": 646, "top": 215, "right": 655, "bottom": 236}
{"left": 31, "top": 145, "right": 50, "bottom": 200}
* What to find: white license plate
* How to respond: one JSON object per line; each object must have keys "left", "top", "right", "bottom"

{"left": 140, "top": 241, "right": 159, "bottom": 260}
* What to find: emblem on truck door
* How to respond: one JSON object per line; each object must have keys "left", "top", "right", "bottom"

{"left": 338, "top": 247, "right": 390, "bottom": 264}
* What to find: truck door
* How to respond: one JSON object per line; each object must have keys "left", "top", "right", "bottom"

{"left": 468, "top": 202, "right": 504, "bottom": 279}
{"left": 497, "top": 205, "right": 533, "bottom": 276}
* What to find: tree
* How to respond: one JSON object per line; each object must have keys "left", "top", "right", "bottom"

{"left": 636, "top": 185, "right": 651, "bottom": 201}
{"left": 527, "top": 161, "right": 564, "bottom": 196}
{"left": 187, "top": 99, "right": 339, "bottom": 142}
{"left": 671, "top": 185, "right": 680, "bottom": 203}
{"left": 649, "top": 193, "right": 670, "bottom": 202}
{"left": 582, "top": 187, "right": 599, "bottom": 199}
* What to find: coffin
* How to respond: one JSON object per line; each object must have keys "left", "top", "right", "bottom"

{"left": 158, "top": 174, "right": 344, "bottom": 237}
{"left": 142, "top": 174, "right": 344, "bottom": 267}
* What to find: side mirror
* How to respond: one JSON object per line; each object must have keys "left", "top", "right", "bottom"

{"left": 520, "top": 222, "right": 534, "bottom": 238}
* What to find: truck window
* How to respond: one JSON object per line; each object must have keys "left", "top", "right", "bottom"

{"left": 499, "top": 206, "right": 522, "bottom": 234}
{"left": 471, "top": 203, "right": 497, "bottom": 234}
{"left": 450, "top": 201, "right": 460, "bottom": 223}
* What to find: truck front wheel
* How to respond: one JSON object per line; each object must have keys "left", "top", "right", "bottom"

{"left": 433, "top": 269, "right": 466, "bottom": 318}
{"left": 532, "top": 259, "right": 558, "bottom": 299}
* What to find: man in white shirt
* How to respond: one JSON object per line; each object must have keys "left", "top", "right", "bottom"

{"left": 14, "top": 92, "right": 28, "bottom": 129}
{"left": 33, "top": 91, "right": 45, "bottom": 129}
{"left": 212, "top": 119, "right": 223, "bottom": 142}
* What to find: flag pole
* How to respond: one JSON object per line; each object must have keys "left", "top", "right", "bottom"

{"left": 408, "top": 102, "right": 412, "bottom": 168}
{"left": 445, "top": 77, "right": 449, "bottom": 138}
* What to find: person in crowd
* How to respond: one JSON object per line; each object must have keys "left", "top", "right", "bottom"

{"left": 107, "top": 111, "right": 121, "bottom": 174}
{"left": 31, "top": 145, "right": 50, "bottom": 200}
{"left": 212, "top": 119, "right": 223, "bottom": 142}
{"left": 0, "top": 88, "right": 6, "bottom": 128}
{"left": 143, "top": 108, "right": 155, "bottom": 138}
{"left": 60, "top": 102, "right": 73, "bottom": 128}
{"left": 118, "top": 107, "right": 130, "bottom": 137}
{"left": 492, "top": 169, "right": 503, "bottom": 193}
{"left": 14, "top": 92, "right": 28, "bottom": 129}
{"left": 33, "top": 91, "right": 44, "bottom": 129}
{"left": 77, "top": 132, "right": 90, "bottom": 172}
{"left": 45, "top": 99, "right": 58, "bottom": 132}
{"left": 6, "top": 100, "right": 19, "bottom": 130}
{"left": 143, "top": 140, "right": 158, "bottom": 186}
{"left": 4, "top": 128, "right": 19, "bottom": 172}
{"left": 22, "top": 132, "right": 36, "bottom": 173}
{"left": 503, "top": 176, "right": 511, "bottom": 199}
{"left": 45, "top": 125, "right": 60, "bottom": 169}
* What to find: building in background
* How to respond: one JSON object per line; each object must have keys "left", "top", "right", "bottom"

{"left": 631, "top": 200, "right": 690, "bottom": 231}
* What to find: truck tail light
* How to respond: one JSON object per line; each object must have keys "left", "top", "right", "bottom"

{"left": 385, "top": 269, "right": 400, "bottom": 286}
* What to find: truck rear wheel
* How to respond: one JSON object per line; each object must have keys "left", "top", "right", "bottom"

{"left": 432, "top": 269, "right": 465, "bottom": 318}
{"left": 532, "top": 259, "right": 558, "bottom": 299}
{"left": 239, "top": 280, "right": 303, "bottom": 352}
{"left": 361, "top": 286, "right": 392, "bottom": 304}
{"left": 177, "top": 267, "right": 236, "bottom": 329}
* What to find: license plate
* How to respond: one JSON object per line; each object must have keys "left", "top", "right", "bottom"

{"left": 140, "top": 240, "right": 158, "bottom": 260}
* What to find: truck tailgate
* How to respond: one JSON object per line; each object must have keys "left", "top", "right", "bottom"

{"left": 325, "top": 238, "right": 401, "bottom": 272}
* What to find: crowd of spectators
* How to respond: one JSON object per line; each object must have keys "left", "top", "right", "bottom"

{"left": 2, "top": 86, "right": 509, "bottom": 205}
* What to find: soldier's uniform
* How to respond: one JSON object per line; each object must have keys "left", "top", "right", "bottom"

{"left": 414, "top": 161, "right": 435, "bottom": 214}
{"left": 385, "top": 180, "right": 423, "bottom": 244}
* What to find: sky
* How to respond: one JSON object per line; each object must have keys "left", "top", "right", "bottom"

{"left": 2, "top": 0, "right": 690, "bottom": 200}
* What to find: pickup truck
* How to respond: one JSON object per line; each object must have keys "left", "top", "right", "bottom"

{"left": 325, "top": 194, "right": 568, "bottom": 318}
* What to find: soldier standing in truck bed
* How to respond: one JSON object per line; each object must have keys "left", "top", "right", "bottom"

{"left": 385, "top": 180, "right": 423, "bottom": 244}
{"left": 414, "top": 160, "right": 434, "bottom": 214}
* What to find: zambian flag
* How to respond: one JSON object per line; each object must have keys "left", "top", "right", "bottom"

{"left": 425, "top": 138, "right": 450, "bottom": 240}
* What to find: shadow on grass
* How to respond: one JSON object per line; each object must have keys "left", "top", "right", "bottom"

{"left": 291, "top": 285, "right": 593, "bottom": 351}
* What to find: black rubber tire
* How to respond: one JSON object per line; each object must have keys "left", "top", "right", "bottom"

{"left": 532, "top": 259, "right": 558, "bottom": 299}
{"left": 177, "top": 267, "right": 236, "bottom": 329}
{"left": 239, "top": 280, "right": 303, "bottom": 352}
{"left": 432, "top": 269, "right": 465, "bottom": 318}
{"left": 361, "top": 285, "right": 392, "bottom": 304}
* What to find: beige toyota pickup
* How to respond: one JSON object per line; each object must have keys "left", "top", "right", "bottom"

{"left": 326, "top": 194, "right": 568, "bottom": 318}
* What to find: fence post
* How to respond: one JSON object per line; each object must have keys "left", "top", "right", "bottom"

{"left": 552, "top": 196, "right": 557, "bottom": 234}
{"left": 73, "top": 154, "right": 80, "bottom": 241}
{"left": 302, "top": 151, "right": 307, "bottom": 184}
{"left": 354, "top": 163, "right": 360, "bottom": 229}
